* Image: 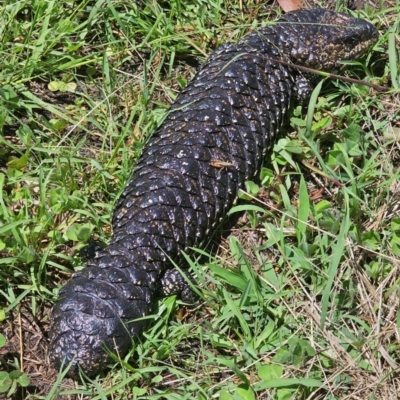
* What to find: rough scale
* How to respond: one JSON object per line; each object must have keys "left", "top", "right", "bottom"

{"left": 49, "top": 8, "right": 378, "bottom": 377}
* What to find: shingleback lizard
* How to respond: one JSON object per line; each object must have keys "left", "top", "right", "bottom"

{"left": 48, "top": 8, "right": 378, "bottom": 377}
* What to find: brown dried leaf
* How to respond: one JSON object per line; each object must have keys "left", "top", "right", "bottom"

{"left": 277, "top": 0, "right": 304, "bottom": 12}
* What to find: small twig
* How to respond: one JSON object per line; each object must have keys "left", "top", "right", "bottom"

{"left": 18, "top": 308, "right": 23, "bottom": 372}
{"left": 263, "top": 56, "right": 389, "bottom": 92}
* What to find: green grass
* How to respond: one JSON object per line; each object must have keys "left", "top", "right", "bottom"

{"left": 0, "top": 0, "right": 399, "bottom": 399}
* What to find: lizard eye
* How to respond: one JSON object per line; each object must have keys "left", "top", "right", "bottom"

{"left": 340, "top": 34, "right": 361, "bottom": 47}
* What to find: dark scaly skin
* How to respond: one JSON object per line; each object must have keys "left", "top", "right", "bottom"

{"left": 49, "top": 9, "right": 378, "bottom": 377}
